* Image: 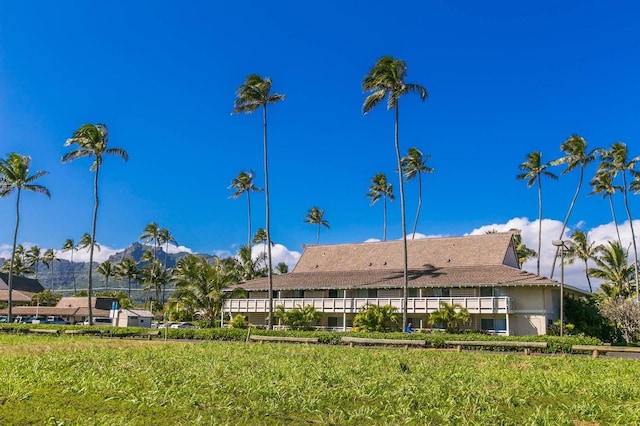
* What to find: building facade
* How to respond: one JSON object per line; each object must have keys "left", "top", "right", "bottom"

{"left": 224, "top": 233, "right": 587, "bottom": 336}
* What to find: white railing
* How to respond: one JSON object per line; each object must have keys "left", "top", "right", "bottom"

{"left": 224, "top": 297, "right": 509, "bottom": 315}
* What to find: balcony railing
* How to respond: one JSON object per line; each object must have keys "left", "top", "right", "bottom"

{"left": 224, "top": 297, "right": 509, "bottom": 315}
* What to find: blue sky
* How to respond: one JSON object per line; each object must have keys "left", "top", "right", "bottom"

{"left": 1, "top": 1, "right": 640, "bottom": 290}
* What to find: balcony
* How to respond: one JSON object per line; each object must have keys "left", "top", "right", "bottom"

{"left": 224, "top": 297, "right": 510, "bottom": 315}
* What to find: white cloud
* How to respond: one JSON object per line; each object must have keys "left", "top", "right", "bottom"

{"left": 167, "top": 244, "right": 192, "bottom": 254}
{"left": 251, "top": 243, "right": 301, "bottom": 271}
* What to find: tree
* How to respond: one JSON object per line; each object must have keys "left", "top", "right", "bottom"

{"left": 352, "top": 303, "right": 399, "bottom": 332}
{"left": 598, "top": 297, "right": 640, "bottom": 344}
{"left": 274, "top": 304, "right": 321, "bottom": 330}
{"left": 588, "top": 241, "right": 635, "bottom": 300}
{"left": 33, "top": 290, "right": 61, "bottom": 307}
{"left": 598, "top": 142, "right": 640, "bottom": 300}
{"left": 275, "top": 262, "right": 288, "bottom": 274}
{"left": 229, "top": 170, "right": 263, "bottom": 247}
{"left": 304, "top": 206, "right": 330, "bottom": 244}
{"left": 0, "top": 153, "right": 50, "bottom": 322}
{"left": 0, "top": 248, "right": 32, "bottom": 276}
{"left": 140, "top": 258, "right": 167, "bottom": 310}
{"left": 401, "top": 147, "right": 434, "bottom": 238}
{"left": 158, "top": 227, "right": 177, "bottom": 302}
{"left": 140, "top": 222, "right": 160, "bottom": 260}
{"left": 548, "top": 135, "right": 597, "bottom": 278}
{"left": 232, "top": 244, "right": 267, "bottom": 281}
{"left": 62, "top": 123, "right": 128, "bottom": 324}
{"left": 512, "top": 232, "right": 537, "bottom": 266}
{"left": 62, "top": 239, "right": 77, "bottom": 292}
{"left": 42, "top": 248, "right": 58, "bottom": 291}
{"left": 429, "top": 301, "right": 471, "bottom": 333}
{"left": 78, "top": 232, "right": 100, "bottom": 253}
{"left": 114, "top": 257, "right": 139, "bottom": 298}
{"left": 233, "top": 74, "right": 285, "bottom": 330}
{"left": 171, "top": 254, "right": 241, "bottom": 327}
{"left": 516, "top": 151, "right": 558, "bottom": 276}
{"left": 366, "top": 173, "right": 394, "bottom": 241}
{"left": 25, "top": 245, "right": 43, "bottom": 279}
{"left": 96, "top": 260, "right": 113, "bottom": 292}
{"left": 362, "top": 56, "right": 427, "bottom": 333}
{"left": 589, "top": 171, "right": 623, "bottom": 246}
{"left": 564, "top": 230, "right": 599, "bottom": 293}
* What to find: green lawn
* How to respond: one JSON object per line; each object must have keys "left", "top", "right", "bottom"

{"left": 0, "top": 335, "right": 638, "bottom": 425}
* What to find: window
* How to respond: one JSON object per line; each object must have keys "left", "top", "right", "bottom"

{"left": 329, "top": 289, "right": 345, "bottom": 298}
{"left": 327, "top": 317, "right": 343, "bottom": 327}
{"left": 292, "top": 290, "right": 304, "bottom": 298}
{"left": 356, "top": 289, "right": 377, "bottom": 298}
{"left": 480, "top": 287, "right": 508, "bottom": 297}
{"left": 408, "top": 288, "right": 420, "bottom": 297}
{"left": 432, "top": 288, "right": 450, "bottom": 297}
{"left": 481, "top": 318, "right": 507, "bottom": 331}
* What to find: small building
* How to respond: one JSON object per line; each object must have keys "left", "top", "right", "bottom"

{"left": 113, "top": 308, "right": 153, "bottom": 328}
{"left": 224, "top": 232, "right": 588, "bottom": 336}
{"left": 0, "top": 272, "right": 45, "bottom": 306}
{"left": 2, "top": 296, "right": 114, "bottom": 324}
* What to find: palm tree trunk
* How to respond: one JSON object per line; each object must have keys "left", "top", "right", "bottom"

{"left": 383, "top": 195, "right": 387, "bottom": 241}
{"left": 247, "top": 191, "right": 252, "bottom": 248}
{"left": 50, "top": 262, "right": 54, "bottom": 291}
{"left": 71, "top": 250, "right": 76, "bottom": 293}
{"left": 621, "top": 172, "right": 639, "bottom": 300}
{"left": 263, "top": 104, "right": 274, "bottom": 330}
{"left": 395, "top": 106, "right": 409, "bottom": 332}
{"left": 88, "top": 166, "right": 100, "bottom": 324}
{"left": 582, "top": 259, "right": 593, "bottom": 293}
{"left": 412, "top": 172, "right": 423, "bottom": 239}
{"left": 128, "top": 277, "right": 132, "bottom": 298}
{"left": 536, "top": 176, "right": 542, "bottom": 276}
{"left": 609, "top": 195, "right": 622, "bottom": 246}
{"left": 316, "top": 223, "right": 320, "bottom": 245}
{"left": 7, "top": 189, "right": 21, "bottom": 323}
{"left": 550, "top": 168, "right": 584, "bottom": 279}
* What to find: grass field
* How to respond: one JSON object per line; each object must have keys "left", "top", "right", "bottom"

{"left": 0, "top": 335, "right": 639, "bottom": 425}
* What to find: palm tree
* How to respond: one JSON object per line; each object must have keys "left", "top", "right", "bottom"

{"left": 42, "top": 248, "right": 57, "bottom": 291}
{"left": 565, "top": 230, "right": 599, "bottom": 293}
{"left": 233, "top": 74, "right": 285, "bottom": 330}
{"left": 304, "top": 206, "right": 330, "bottom": 245}
{"left": 429, "top": 301, "right": 471, "bottom": 333}
{"left": 0, "top": 153, "right": 50, "bottom": 322}
{"left": 401, "top": 147, "right": 434, "bottom": 238}
{"left": 115, "top": 257, "right": 139, "bottom": 298}
{"left": 275, "top": 262, "right": 288, "bottom": 274}
{"left": 598, "top": 142, "right": 640, "bottom": 300}
{"left": 548, "top": 135, "right": 597, "bottom": 279}
{"left": 516, "top": 151, "right": 558, "bottom": 276}
{"left": 62, "top": 123, "right": 128, "bottom": 323}
{"left": 229, "top": 170, "right": 263, "bottom": 247}
{"left": 366, "top": 173, "right": 394, "bottom": 241}
{"left": 140, "top": 222, "right": 160, "bottom": 260}
{"left": 96, "top": 260, "right": 113, "bottom": 292}
{"left": 158, "top": 227, "right": 177, "bottom": 303}
{"left": 513, "top": 232, "right": 537, "bottom": 266}
{"left": 171, "top": 254, "right": 240, "bottom": 327}
{"left": 78, "top": 232, "right": 100, "bottom": 253}
{"left": 62, "top": 239, "right": 77, "bottom": 292}
{"left": 25, "top": 245, "right": 43, "bottom": 279}
{"left": 140, "top": 257, "right": 167, "bottom": 309}
{"left": 588, "top": 240, "right": 635, "bottom": 299}
{"left": 362, "top": 56, "right": 427, "bottom": 332}
{"left": 589, "top": 170, "right": 623, "bottom": 245}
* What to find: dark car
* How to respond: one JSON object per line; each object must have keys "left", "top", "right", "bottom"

{"left": 23, "top": 316, "right": 47, "bottom": 324}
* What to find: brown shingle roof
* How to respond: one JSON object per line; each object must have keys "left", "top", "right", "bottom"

{"left": 293, "top": 233, "right": 516, "bottom": 272}
{"left": 0, "top": 273, "right": 45, "bottom": 294}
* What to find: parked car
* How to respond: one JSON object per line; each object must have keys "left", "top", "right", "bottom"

{"left": 82, "top": 317, "right": 113, "bottom": 326}
{"left": 0, "top": 316, "right": 7, "bottom": 323}
{"left": 170, "top": 322, "right": 196, "bottom": 329}
{"left": 23, "top": 316, "right": 47, "bottom": 324}
{"left": 45, "top": 316, "right": 70, "bottom": 325}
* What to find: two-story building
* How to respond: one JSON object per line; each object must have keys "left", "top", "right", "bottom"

{"left": 224, "top": 232, "right": 587, "bottom": 335}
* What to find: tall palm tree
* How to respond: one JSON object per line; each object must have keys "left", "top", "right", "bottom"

{"left": 0, "top": 153, "right": 50, "bottom": 322}
{"left": 362, "top": 55, "right": 428, "bottom": 332}
{"left": 62, "top": 122, "right": 128, "bottom": 323}
{"left": 171, "top": 254, "right": 240, "bottom": 328}
{"left": 366, "top": 173, "right": 394, "bottom": 241}
{"left": 304, "top": 206, "right": 330, "bottom": 244}
{"left": 565, "top": 230, "right": 599, "bottom": 293}
{"left": 25, "top": 245, "right": 43, "bottom": 279}
{"left": 140, "top": 222, "right": 160, "bottom": 260}
{"left": 158, "top": 227, "right": 177, "bottom": 303}
{"left": 229, "top": 170, "right": 263, "bottom": 247}
{"left": 401, "top": 147, "right": 434, "bottom": 238}
{"left": 588, "top": 240, "right": 635, "bottom": 299}
{"left": 513, "top": 232, "right": 537, "bottom": 266}
{"left": 62, "top": 238, "right": 77, "bottom": 292}
{"left": 42, "top": 248, "right": 57, "bottom": 291}
{"left": 589, "top": 170, "right": 623, "bottom": 245}
{"left": 233, "top": 74, "right": 285, "bottom": 330}
{"left": 516, "top": 151, "right": 558, "bottom": 276}
{"left": 548, "top": 135, "right": 597, "bottom": 279}
{"left": 78, "top": 232, "right": 100, "bottom": 253}
{"left": 96, "top": 260, "right": 113, "bottom": 292}
{"left": 115, "top": 257, "right": 139, "bottom": 298}
{"left": 598, "top": 142, "right": 640, "bottom": 300}
{"left": 0, "top": 245, "right": 32, "bottom": 276}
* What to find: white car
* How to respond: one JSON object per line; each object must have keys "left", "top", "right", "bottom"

{"left": 170, "top": 322, "right": 196, "bottom": 329}
{"left": 82, "top": 317, "right": 113, "bottom": 326}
